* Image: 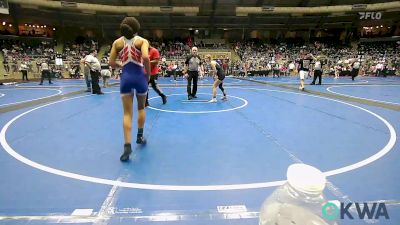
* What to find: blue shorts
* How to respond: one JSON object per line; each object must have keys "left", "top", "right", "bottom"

{"left": 120, "top": 63, "right": 148, "bottom": 95}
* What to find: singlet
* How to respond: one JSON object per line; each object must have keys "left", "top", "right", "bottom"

{"left": 215, "top": 61, "right": 224, "bottom": 77}
{"left": 212, "top": 60, "right": 225, "bottom": 79}
{"left": 119, "top": 36, "right": 143, "bottom": 67}
{"left": 118, "top": 36, "right": 148, "bottom": 94}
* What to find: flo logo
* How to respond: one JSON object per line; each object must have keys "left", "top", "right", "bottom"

{"left": 322, "top": 202, "right": 389, "bottom": 220}
{"left": 358, "top": 12, "right": 382, "bottom": 20}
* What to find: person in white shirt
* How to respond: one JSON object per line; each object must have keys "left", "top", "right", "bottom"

{"left": 375, "top": 62, "right": 384, "bottom": 77}
{"left": 39, "top": 59, "right": 52, "bottom": 85}
{"left": 288, "top": 62, "right": 295, "bottom": 76}
{"left": 81, "top": 54, "right": 92, "bottom": 92}
{"left": 349, "top": 58, "right": 360, "bottom": 81}
{"left": 272, "top": 61, "right": 280, "bottom": 78}
{"left": 85, "top": 49, "right": 103, "bottom": 94}
{"left": 100, "top": 58, "right": 112, "bottom": 88}
{"left": 310, "top": 56, "right": 324, "bottom": 85}
{"left": 334, "top": 61, "right": 342, "bottom": 79}
{"left": 20, "top": 62, "right": 29, "bottom": 81}
{"left": 266, "top": 63, "right": 272, "bottom": 76}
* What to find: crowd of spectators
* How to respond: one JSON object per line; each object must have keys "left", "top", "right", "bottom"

{"left": 232, "top": 40, "right": 399, "bottom": 77}
{"left": 1, "top": 38, "right": 99, "bottom": 79}
{"left": 1, "top": 36, "right": 399, "bottom": 81}
{"left": 1, "top": 39, "right": 55, "bottom": 75}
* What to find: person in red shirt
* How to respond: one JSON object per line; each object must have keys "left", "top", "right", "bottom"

{"left": 146, "top": 46, "right": 167, "bottom": 106}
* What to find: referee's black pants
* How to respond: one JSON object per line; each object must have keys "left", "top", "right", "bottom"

{"left": 90, "top": 70, "right": 102, "bottom": 94}
{"left": 311, "top": 70, "right": 322, "bottom": 84}
{"left": 351, "top": 69, "right": 359, "bottom": 81}
{"left": 187, "top": 71, "right": 199, "bottom": 97}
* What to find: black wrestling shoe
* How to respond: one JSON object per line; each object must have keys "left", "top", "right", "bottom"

{"left": 192, "top": 95, "right": 198, "bottom": 98}
{"left": 161, "top": 95, "right": 167, "bottom": 104}
{"left": 136, "top": 136, "right": 147, "bottom": 145}
{"left": 188, "top": 95, "right": 193, "bottom": 100}
{"left": 120, "top": 144, "right": 132, "bottom": 162}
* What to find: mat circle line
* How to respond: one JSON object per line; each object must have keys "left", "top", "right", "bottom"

{"left": 0, "top": 87, "right": 396, "bottom": 190}
{"left": 326, "top": 84, "right": 400, "bottom": 105}
{"left": 0, "top": 88, "right": 62, "bottom": 107}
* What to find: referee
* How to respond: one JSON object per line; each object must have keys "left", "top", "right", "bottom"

{"left": 85, "top": 49, "right": 103, "bottom": 95}
{"left": 184, "top": 47, "right": 203, "bottom": 100}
